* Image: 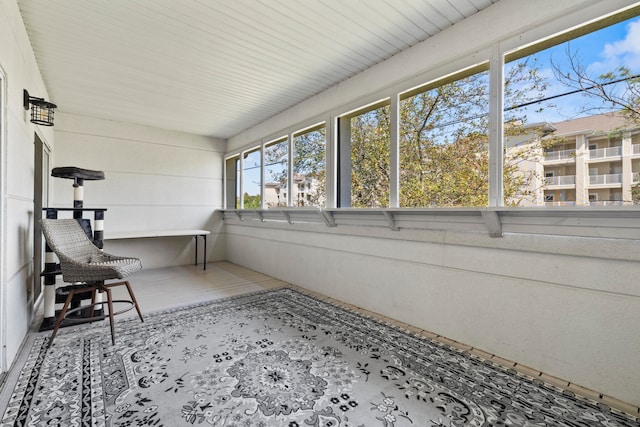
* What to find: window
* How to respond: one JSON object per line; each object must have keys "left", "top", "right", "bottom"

{"left": 242, "top": 148, "right": 261, "bottom": 209}
{"left": 339, "top": 102, "right": 390, "bottom": 208}
{"left": 224, "top": 6, "right": 640, "bottom": 212}
{"left": 504, "top": 11, "right": 640, "bottom": 206}
{"left": 293, "top": 124, "right": 326, "bottom": 207}
{"left": 399, "top": 66, "right": 489, "bottom": 207}
{"left": 264, "top": 138, "right": 288, "bottom": 207}
{"left": 225, "top": 156, "right": 240, "bottom": 209}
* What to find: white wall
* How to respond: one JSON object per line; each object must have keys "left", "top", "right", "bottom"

{"left": 53, "top": 112, "right": 227, "bottom": 268}
{"left": 222, "top": 0, "right": 640, "bottom": 408}
{"left": 0, "top": 0, "right": 55, "bottom": 373}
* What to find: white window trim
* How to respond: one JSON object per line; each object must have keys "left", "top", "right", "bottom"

{"left": 222, "top": 3, "right": 640, "bottom": 221}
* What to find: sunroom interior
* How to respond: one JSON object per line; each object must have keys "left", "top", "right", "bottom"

{"left": 1, "top": 0, "right": 640, "bottom": 416}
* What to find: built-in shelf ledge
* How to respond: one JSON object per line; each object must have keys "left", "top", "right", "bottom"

{"left": 481, "top": 210, "right": 502, "bottom": 237}
{"left": 282, "top": 210, "right": 293, "bottom": 225}
{"left": 319, "top": 209, "right": 336, "bottom": 227}
{"left": 217, "top": 206, "right": 640, "bottom": 240}
{"left": 382, "top": 210, "right": 399, "bottom": 231}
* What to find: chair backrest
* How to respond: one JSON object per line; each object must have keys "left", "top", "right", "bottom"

{"left": 40, "top": 218, "right": 101, "bottom": 263}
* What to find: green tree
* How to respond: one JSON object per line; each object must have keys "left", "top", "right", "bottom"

{"left": 243, "top": 193, "right": 261, "bottom": 209}
{"left": 632, "top": 184, "right": 640, "bottom": 204}
{"left": 350, "top": 106, "right": 390, "bottom": 208}
{"left": 264, "top": 140, "right": 288, "bottom": 207}
{"left": 263, "top": 129, "right": 326, "bottom": 207}
{"left": 264, "top": 140, "right": 287, "bottom": 185}
{"left": 399, "top": 63, "right": 548, "bottom": 207}
{"left": 294, "top": 128, "right": 326, "bottom": 206}
{"left": 399, "top": 71, "right": 489, "bottom": 207}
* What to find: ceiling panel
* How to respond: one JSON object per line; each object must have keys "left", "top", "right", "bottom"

{"left": 18, "top": 0, "right": 498, "bottom": 139}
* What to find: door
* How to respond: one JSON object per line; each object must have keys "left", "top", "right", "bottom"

{"left": 0, "top": 67, "right": 5, "bottom": 376}
{"left": 33, "top": 133, "right": 50, "bottom": 306}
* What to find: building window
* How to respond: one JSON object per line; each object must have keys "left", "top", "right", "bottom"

{"left": 399, "top": 66, "right": 489, "bottom": 207}
{"left": 339, "top": 102, "right": 390, "bottom": 208}
{"left": 264, "top": 138, "right": 288, "bottom": 207}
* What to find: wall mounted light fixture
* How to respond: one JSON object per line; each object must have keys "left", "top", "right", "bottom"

{"left": 23, "top": 89, "right": 57, "bottom": 126}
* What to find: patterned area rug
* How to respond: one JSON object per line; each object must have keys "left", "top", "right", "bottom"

{"left": 1, "top": 288, "right": 638, "bottom": 426}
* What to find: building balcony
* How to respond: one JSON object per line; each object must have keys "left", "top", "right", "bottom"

{"left": 588, "top": 173, "right": 622, "bottom": 186}
{"left": 589, "top": 200, "right": 628, "bottom": 206}
{"left": 543, "top": 149, "right": 575, "bottom": 163}
{"left": 544, "top": 175, "right": 575, "bottom": 187}
{"left": 544, "top": 201, "right": 576, "bottom": 206}
{"left": 589, "top": 146, "right": 622, "bottom": 159}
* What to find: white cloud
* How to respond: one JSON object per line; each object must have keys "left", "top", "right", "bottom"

{"left": 603, "top": 19, "right": 640, "bottom": 57}
{"left": 589, "top": 19, "right": 640, "bottom": 75}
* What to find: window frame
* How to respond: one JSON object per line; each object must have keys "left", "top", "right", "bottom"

{"left": 292, "top": 122, "right": 328, "bottom": 208}
{"left": 223, "top": 4, "right": 640, "bottom": 216}
{"left": 337, "top": 99, "right": 391, "bottom": 208}
{"left": 263, "top": 136, "right": 289, "bottom": 208}
{"left": 241, "top": 146, "right": 262, "bottom": 209}
{"left": 397, "top": 63, "right": 492, "bottom": 208}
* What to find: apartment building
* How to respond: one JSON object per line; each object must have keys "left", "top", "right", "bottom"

{"left": 265, "top": 174, "right": 323, "bottom": 208}
{"left": 510, "top": 112, "right": 640, "bottom": 206}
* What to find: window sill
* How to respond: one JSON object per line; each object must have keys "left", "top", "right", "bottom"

{"left": 217, "top": 206, "right": 640, "bottom": 240}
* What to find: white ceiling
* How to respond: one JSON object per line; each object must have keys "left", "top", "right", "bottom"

{"left": 18, "top": 0, "right": 498, "bottom": 139}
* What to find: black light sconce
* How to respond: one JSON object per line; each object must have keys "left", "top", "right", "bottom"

{"left": 23, "top": 89, "right": 57, "bottom": 126}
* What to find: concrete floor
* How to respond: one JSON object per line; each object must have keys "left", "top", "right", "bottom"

{"left": 2, "top": 261, "right": 638, "bottom": 420}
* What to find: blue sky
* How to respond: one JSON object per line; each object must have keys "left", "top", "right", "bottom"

{"left": 518, "top": 16, "right": 640, "bottom": 123}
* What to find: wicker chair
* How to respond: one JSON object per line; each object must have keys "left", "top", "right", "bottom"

{"left": 40, "top": 218, "right": 143, "bottom": 345}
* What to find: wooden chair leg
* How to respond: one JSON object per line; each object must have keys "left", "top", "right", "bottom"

{"left": 90, "top": 288, "right": 98, "bottom": 319}
{"left": 49, "top": 289, "right": 76, "bottom": 346}
{"left": 105, "top": 287, "right": 116, "bottom": 345}
{"left": 123, "top": 281, "right": 144, "bottom": 322}
{"left": 49, "top": 282, "right": 141, "bottom": 347}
